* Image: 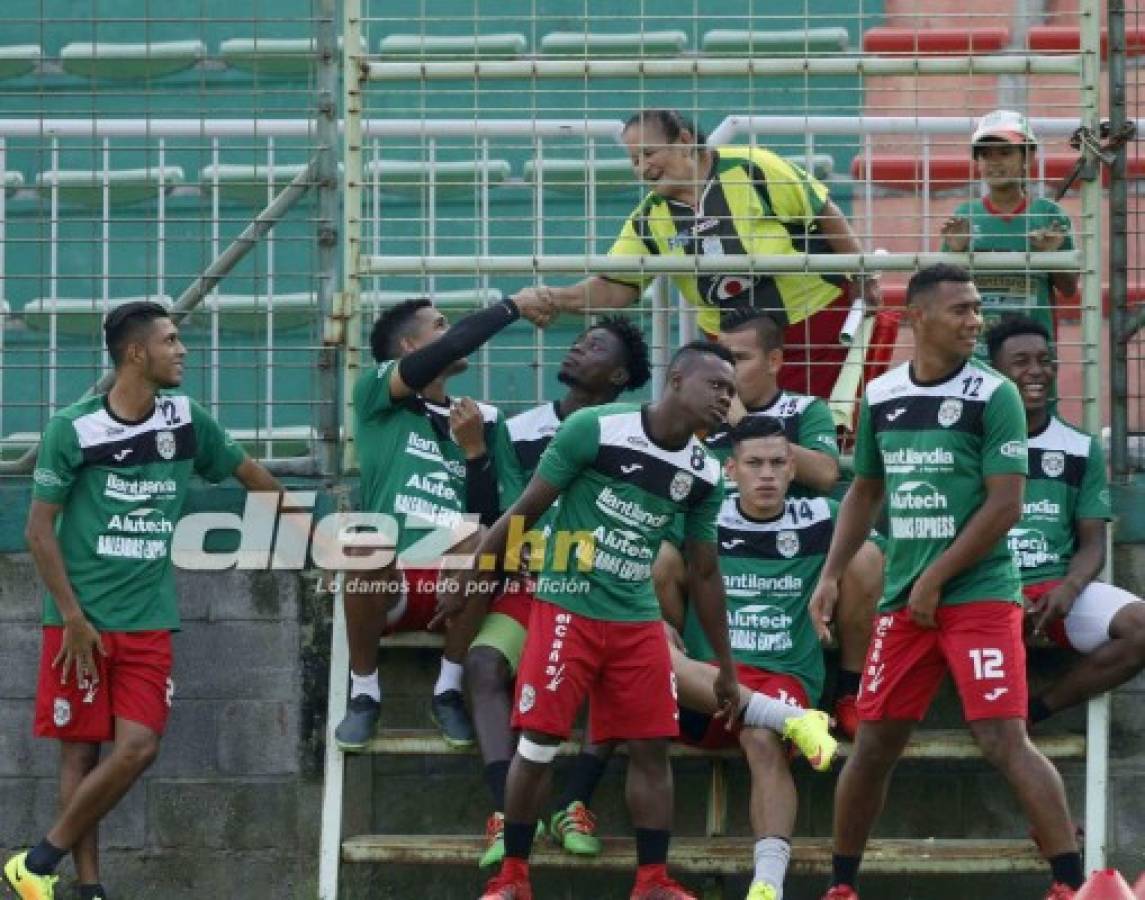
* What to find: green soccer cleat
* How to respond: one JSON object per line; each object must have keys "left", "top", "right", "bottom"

{"left": 549, "top": 801, "right": 601, "bottom": 856}
{"left": 783, "top": 709, "right": 838, "bottom": 772}
{"left": 478, "top": 813, "right": 545, "bottom": 869}
{"left": 746, "top": 882, "right": 779, "bottom": 900}
{"left": 4, "top": 852, "right": 58, "bottom": 900}
{"left": 480, "top": 812, "right": 506, "bottom": 869}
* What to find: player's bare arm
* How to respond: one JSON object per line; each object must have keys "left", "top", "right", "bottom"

{"left": 818, "top": 199, "right": 883, "bottom": 306}
{"left": 789, "top": 443, "right": 840, "bottom": 494}
{"left": 232, "top": 457, "right": 285, "bottom": 493}
{"left": 434, "top": 474, "right": 562, "bottom": 628}
{"left": 683, "top": 537, "right": 739, "bottom": 719}
{"left": 907, "top": 472, "right": 1024, "bottom": 629}
{"left": 810, "top": 475, "right": 884, "bottom": 642}
{"left": 25, "top": 499, "right": 106, "bottom": 686}
{"left": 513, "top": 278, "right": 639, "bottom": 319}
{"left": 1032, "top": 517, "right": 1106, "bottom": 635}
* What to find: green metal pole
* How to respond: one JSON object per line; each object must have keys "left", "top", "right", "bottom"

{"left": 1080, "top": 0, "right": 1110, "bottom": 875}
{"left": 315, "top": 0, "right": 340, "bottom": 480}
{"left": 1079, "top": 0, "right": 1104, "bottom": 438}
{"left": 1109, "top": 0, "right": 1130, "bottom": 486}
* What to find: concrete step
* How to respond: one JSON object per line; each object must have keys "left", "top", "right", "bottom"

{"left": 350, "top": 727, "right": 1086, "bottom": 762}
{"left": 342, "top": 834, "right": 1047, "bottom": 875}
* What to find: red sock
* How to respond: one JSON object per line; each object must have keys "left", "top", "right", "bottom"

{"left": 501, "top": 857, "right": 530, "bottom": 881}
{"left": 636, "top": 862, "right": 668, "bottom": 883}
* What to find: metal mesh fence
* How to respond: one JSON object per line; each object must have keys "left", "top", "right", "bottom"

{"left": 0, "top": 0, "right": 331, "bottom": 467}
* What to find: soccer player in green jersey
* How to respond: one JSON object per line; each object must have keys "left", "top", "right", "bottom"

{"left": 5, "top": 302, "right": 285, "bottom": 900}
{"left": 336, "top": 292, "right": 552, "bottom": 751}
{"left": 669, "top": 414, "right": 841, "bottom": 900}
{"left": 940, "top": 109, "right": 1078, "bottom": 360}
{"left": 654, "top": 308, "right": 882, "bottom": 738}
{"left": 467, "top": 342, "right": 781, "bottom": 900}
{"left": 987, "top": 316, "right": 1145, "bottom": 724}
{"left": 809, "top": 266, "right": 1084, "bottom": 900}
{"left": 465, "top": 316, "right": 652, "bottom": 868}
{"left": 511, "top": 108, "right": 880, "bottom": 399}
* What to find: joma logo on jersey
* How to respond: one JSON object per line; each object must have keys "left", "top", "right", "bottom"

{"left": 889, "top": 481, "right": 949, "bottom": 511}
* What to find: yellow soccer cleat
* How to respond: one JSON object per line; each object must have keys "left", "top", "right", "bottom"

{"left": 4, "top": 851, "right": 58, "bottom": 900}
{"left": 783, "top": 709, "right": 839, "bottom": 773}
{"left": 746, "top": 882, "right": 779, "bottom": 900}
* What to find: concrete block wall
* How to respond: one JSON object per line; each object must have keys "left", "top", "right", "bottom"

{"left": 0, "top": 555, "right": 329, "bottom": 900}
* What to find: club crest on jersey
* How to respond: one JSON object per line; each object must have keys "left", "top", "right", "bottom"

{"left": 937, "top": 399, "right": 963, "bottom": 428}
{"left": 53, "top": 697, "right": 71, "bottom": 727}
{"left": 776, "top": 530, "right": 800, "bottom": 558}
{"left": 156, "top": 430, "right": 177, "bottom": 460}
{"left": 518, "top": 683, "right": 536, "bottom": 714}
{"left": 1041, "top": 451, "right": 1065, "bottom": 478}
{"left": 670, "top": 470, "right": 694, "bottom": 502}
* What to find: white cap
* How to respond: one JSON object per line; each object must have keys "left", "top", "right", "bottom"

{"left": 971, "top": 109, "right": 1038, "bottom": 148}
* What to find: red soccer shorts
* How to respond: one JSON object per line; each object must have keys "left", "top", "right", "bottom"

{"left": 511, "top": 600, "right": 679, "bottom": 743}
{"left": 683, "top": 663, "right": 809, "bottom": 750}
{"left": 776, "top": 285, "right": 853, "bottom": 400}
{"left": 382, "top": 566, "right": 442, "bottom": 634}
{"left": 488, "top": 576, "right": 535, "bottom": 630}
{"left": 35, "top": 627, "right": 173, "bottom": 742}
{"left": 704, "top": 285, "right": 852, "bottom": 400}
{"left": 856, "top": 601, "right": 1027, "bottom": 722}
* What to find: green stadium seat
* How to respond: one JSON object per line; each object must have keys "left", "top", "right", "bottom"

{"left": 0, "top": 45, "right": 42, "bottom": 80}
{"left": 361, "top": 288, "right": 501, "bottom": 316}
{"left": 701, "top": 28, "right": 849, "bottom": 55}
{"left": 377, "top": 34, "right": 527, "bottom": 59}
{"left": 199, "top": 164, "right": 318, "bottom": 205}
{"left": 34, "top": 167, "right": 185, "bottom": 207}
{"left": 59, "top": 41, "right": 205, "bottom": 80}
{"left": 21, "top": 296, "right": 173, "bottom": 335}
{"left": 363, "top": 159, "right": 511, "bottom": 199}
{"left": 539, "top": 31, "right": 687, "bottom": 56}
{"left": 227, "top": 426, "right": 315, "bottom": 457}
{"left": 219, "top": 38, "right": 316, "bottom": 76}
{"left": 199, "top": 293, "right": 318, "bottom": 332}
{"left": 523, "top": 158, "right": 635, "bottom": 196}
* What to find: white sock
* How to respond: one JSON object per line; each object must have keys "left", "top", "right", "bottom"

{"left": 434, "top": 657, "right": 464, "bottom": 696}
{"left": 753, "top": 836, "right": 790, "bottom": 894}
{"left": 742, "top": 692, "right": 803, "bottom": 733}
{"left": 350, "top": 669, "right": 380, "bottom": 702}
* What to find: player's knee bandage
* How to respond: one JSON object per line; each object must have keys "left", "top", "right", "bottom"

{"left": 518, "top": 736, "right": 559, "bottom": 763}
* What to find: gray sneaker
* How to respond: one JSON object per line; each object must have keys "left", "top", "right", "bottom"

{"left": 430, "top": 689, "right": 476, "bottom": 748}
{"left": 335, "top": 694, "right": 380, "bottom": 751}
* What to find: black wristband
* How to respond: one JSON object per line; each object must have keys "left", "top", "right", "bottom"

{"left": 499, "top": 297, "right": 520, "bottom": 321}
